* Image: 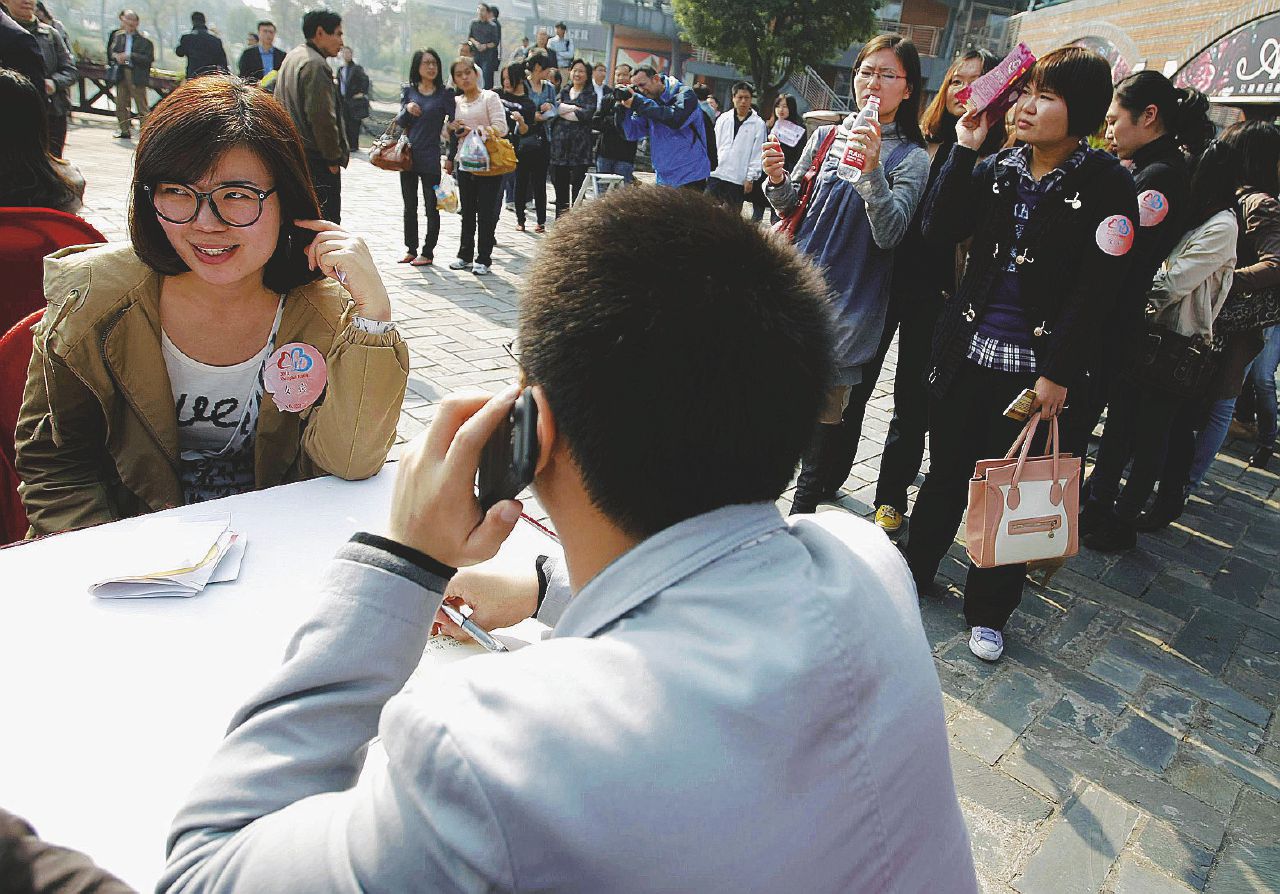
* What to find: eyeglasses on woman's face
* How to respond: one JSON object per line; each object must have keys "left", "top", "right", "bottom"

{"left": 146, "top": 182, "right": 277, "bottom": 227}
{"left": 855, "top": 67, "right": 904, "bottom": 83}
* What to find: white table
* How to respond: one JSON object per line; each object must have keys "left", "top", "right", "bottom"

{"left": 0, "top": 469, "right": 558, "bottom": 891}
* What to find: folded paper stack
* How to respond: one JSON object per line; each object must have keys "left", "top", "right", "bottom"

{"left": 90, "top": 513, "right": 247, "bottom": 598}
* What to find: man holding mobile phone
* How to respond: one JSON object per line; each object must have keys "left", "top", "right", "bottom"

{"left": 161, "top": 188, "right": 977, "bottom": 894}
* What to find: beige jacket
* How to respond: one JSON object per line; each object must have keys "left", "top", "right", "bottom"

{"left": 274, "top": 43, "right": 348, "bottom": 165}
{"left": 16, "top": 243, "right": 409, "bottom": 536}
{"left": 1149, "top": 209, "right": 1238, "bottom": 339}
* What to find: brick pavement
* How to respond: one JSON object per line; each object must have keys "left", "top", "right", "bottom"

{"left": 65, "top": 116, "right": 1280, "bottom": 893}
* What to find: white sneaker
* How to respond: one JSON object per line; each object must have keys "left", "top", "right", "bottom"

{"left": 969, "top": 626, "right": 1004, "bottom": 661}
{"left": 448, "top": 258, "right": 470, "bottom": 270}
{"left": 471, "top": 263, "right": 490, "bottom": 275}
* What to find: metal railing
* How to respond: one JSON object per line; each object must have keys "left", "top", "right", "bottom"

{"left": 786, "top": 65, "right": 852, "bottom": 113}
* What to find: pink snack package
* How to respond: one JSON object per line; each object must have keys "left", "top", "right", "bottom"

{"left": 954, "top": 43, "right": 1036, "bottom": 122}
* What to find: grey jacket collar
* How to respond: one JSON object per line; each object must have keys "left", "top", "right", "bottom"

{"left": 552, "top": 502, "right": 786, "bottom": 639}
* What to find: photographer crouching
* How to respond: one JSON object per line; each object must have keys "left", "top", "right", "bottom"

{"left": 615, "top": 66, "right": 711, "bottom": 190}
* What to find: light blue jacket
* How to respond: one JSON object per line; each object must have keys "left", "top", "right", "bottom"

{"left": 621, "top": 74, "right": 711, "bottom": 187}
{"left": 160, "top": 505, "right": 977, "bottom": 893}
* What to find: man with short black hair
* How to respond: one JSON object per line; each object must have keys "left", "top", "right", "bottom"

{"left": 237, "top": 19, "right": 284, "bottom": 82}
{"left": 337, "top": 45, "right": 369, "bottom": 153}
{"left": 174, "top": 10, "right": 227, "bottom": 78}
{"left": 547, "top": 20, "right": 572, "bottom": 80}
{"left": 706, "top": 80, "right": 766, "bottom": 212}
{"left": 619, "top": 66, "right": 710, "bottom": 189}
{"left": 467, "top": 2, "right": 498, "bottom": 88}
{"left": 108, "top": 8, "right": 152, "bottom": 140}
{"left": 592, "top": 61, "right": 637, "bottom": 183}
{"left": 275, "top": 8, "right": 346, "bottom": 221}
{"left": 159, "top": 186, "right": 977, "bottom": 893}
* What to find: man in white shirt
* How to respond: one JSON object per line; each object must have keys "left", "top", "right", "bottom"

{"left": 547, "top": 20, "right": 573, "bottom": 80}
{"left": 590, "top": 60, "right": 606, "bottom": 107}
{"left": 706, "top": 80, "right": 766, "bottom": 212}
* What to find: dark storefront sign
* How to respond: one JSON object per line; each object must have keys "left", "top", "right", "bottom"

{"left": 1176, "top": 12, "right": 1280, "bottom": 103}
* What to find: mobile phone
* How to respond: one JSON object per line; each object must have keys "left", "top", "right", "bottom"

{"left": 1003, "top": 388, "right": 1037, "bottom": 422}
{"left": 477, "top": 388, "right": 539, "bottom": 511}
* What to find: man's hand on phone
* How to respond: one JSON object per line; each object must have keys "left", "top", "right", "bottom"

{"left": 387, "top": 387, "right": 524, "bottom": 568}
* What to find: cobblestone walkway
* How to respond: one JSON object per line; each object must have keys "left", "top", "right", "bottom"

{"left": 66, "top": 117, "right": 1279, "bottom": 893}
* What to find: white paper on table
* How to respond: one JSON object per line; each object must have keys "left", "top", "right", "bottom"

{"left": 408, "top": 617, "right": 551, "bottom": 685}
{"left": 771, "top": 117, "right": 806, "bottom": 148}
{"left": 89, "top": 514, "right": 245, "bottom": 598}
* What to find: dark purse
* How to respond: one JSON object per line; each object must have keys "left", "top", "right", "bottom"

{"left": 105, "top": 62, "right": 121, "bottom": 85}
{"left": 1130, "top": 295, "right": 1222, "bottom": 397}
{"left": 1216, "top": 200, "right": 1280, "bottom": 332}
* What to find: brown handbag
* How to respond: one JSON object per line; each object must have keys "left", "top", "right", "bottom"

{"left": 966, "top": 416, "right": 1080, "bottom": 569}
{"left": 370, "top": 123, "right": 413, "bottom": 172}
{"left": 771, "top": 126, "right": 838, "bottom": 242}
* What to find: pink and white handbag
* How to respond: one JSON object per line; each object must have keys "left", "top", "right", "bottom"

{"left": 966, "top": 415, "right": 1081, "bottom": 569}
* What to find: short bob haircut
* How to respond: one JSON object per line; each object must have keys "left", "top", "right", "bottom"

{"left": 519, "top": 186, "right": 833, "bottom": 539}
{"left": 408, "top": 47, "right": 445, "bottom": 90}
{"left": 1026, "top": 46, "right": 1113, "bottom": 138}
{"left": 853, "top": 34, "right": 924, "bottom": 147}
{"left": 130, "top": 75, "right": 322, "bottom": 293}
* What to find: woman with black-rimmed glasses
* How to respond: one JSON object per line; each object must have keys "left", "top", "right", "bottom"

{"left": 15, "top": 75, "right": 409, "bottom": 537}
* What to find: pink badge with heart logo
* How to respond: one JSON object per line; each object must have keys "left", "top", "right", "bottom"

{"left": 1095, "top": 214, "right": 1135, "bottom": 257}
{"left": 1137, "top": 190, "right": 1169, "bottom": 228}
{"left": 264, "top": 342, "right": 328, "bottom": 412}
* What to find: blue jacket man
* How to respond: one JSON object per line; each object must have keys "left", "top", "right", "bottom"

{"left": 620, "top": 69, "right": 710, "bottom": 188}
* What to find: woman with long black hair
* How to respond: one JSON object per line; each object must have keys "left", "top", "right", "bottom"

{"left": 763, "top": 34, "right": 930, "bottom": 517}
{"left": 761, "top": 93, "right": 803, "bottom": 224}
{"left": 1083, "top": 142, "right": 1240, "bottom": 552}
{"left": 870, "top": 48, "right": 1005, "bottom": 536}
{"left": 0, "top": 69, "right": 83, "bottom": 213}
{"left": 1075, "top": 71, "right": 1215, "bottom": 522}
{"left": 396, "top": 48, "right": 452, "bottom": 266}
{"left": 550, "top": 58, "right": 597, "bottom": 216}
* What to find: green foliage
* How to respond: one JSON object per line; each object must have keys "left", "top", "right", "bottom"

{"left": 672, "top": 0, "right": 877, "bottom": 95}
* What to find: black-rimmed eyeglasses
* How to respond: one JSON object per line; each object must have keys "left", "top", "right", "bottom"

{"left": 145, "top": 182, "right": 278, "bottom": 227}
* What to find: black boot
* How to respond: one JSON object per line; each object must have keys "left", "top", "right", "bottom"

{"left": 1084, "top": 505, "right": 1137, "bottom": 552}
{"left": 1248, "top": 445, "right": 1273, "bottom": 470}
{"left": 1135, "top": 488, "right": 1186, "bottom": 532}
{"left": 790, "top": 424, "right": 838, "bottom": 515}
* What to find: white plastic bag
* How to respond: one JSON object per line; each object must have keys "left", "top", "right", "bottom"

{"left": 434, "top": 173, "right": 459, "bottom": 213}
{"left": 457, "top": 130, "right": 491, "bottom": 173}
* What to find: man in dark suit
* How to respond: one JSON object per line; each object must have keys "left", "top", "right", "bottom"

{"left": 337, "top": 45, "right": 369, "bottom": 153}
{"left": 109, "top": 9, "right": 152, "bottom": 139}
{"left": 174, "top": 11, "right": 227, "bottom": 79}
{"left": 237, "top": 19, "right": 285, "bottom": 83}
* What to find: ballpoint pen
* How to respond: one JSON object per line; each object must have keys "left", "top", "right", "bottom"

{"left": 439, "top": 602, "right": 509, "bottom": 653}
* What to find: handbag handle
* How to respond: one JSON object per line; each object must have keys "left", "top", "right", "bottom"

{"left": 1006, "top": 415, "right": 1064, "bottom": 509}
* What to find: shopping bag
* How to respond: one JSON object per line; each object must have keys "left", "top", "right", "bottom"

{"left": 477, "top": 133, "right": 518, "bottom": 177}
{"left": 458, "top": 130, "right": 491, "bottom": 173}
{"left": 434, "top": 173, "right": 459, "bottom": 213}
{"left": 965, "top": 415, "right": 1080, "bottom": 569}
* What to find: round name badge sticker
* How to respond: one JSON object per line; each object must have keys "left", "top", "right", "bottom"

{"left": 264, "top": 342, "right": 328, "bottom": 412}
{"left": 1095, "top": 214, "right": 1135, "bottom": 257}
{"left": 1137, "top": 189, "right": 1169, "bottom": 228}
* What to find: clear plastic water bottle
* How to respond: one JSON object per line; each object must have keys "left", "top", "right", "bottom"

{"left": 837, "top": 95, "right": 880, "bottom": 183}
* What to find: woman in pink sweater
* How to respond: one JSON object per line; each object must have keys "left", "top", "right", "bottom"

{"left": 444, "top": 59, "right": 508, "bottom": 275}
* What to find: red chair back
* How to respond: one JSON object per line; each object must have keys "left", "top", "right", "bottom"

{"left": 0, "top": 207, "right": 106, "bottom": 337}
{"left": 0, "top": 309, "right": 43, "bottom": 544}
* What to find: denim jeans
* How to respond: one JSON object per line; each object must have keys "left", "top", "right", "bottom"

{"left": 1247, "top": 325, "right": 1280, "bottom": 447}
{"left": 1189, "top": 397, "right": 1237, "bottom": 486}
{"left": 595, "top": 157, "right": 635, "bottom": 184}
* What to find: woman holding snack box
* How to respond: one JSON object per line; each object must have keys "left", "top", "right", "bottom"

{"left": 763, "top": 34, "right": 930, "bottom": 517}
{"left": 903, "top": 46, "right": 1139, "bottom": 663}
{"left": 16, "top": 76, "right": 409, "bottom": 537}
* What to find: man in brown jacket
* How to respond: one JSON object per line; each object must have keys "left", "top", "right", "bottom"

{"left": 108, "top": 9, "right": 152, "bottom": 139}
{"left": 274, "top": 8, "right": 347, "bottom": 221}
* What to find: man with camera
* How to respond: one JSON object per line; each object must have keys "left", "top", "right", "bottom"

{"left": 158, "top": 187, "right": 976, "bottom": 894}
{"left": 617, "top": 66, "right": 711, "bottom": 189}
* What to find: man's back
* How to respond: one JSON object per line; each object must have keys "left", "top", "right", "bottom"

{"left": 276, "top": 43, "right": 343, "bottom": 161}
{"left": 162, "top": 505, "right": 977, "bottom": 893}
{"left": 176, "top": 27, "right": 226, "bottom": 77}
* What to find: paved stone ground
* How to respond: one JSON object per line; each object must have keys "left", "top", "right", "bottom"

{"left": 66, "top": 116, "right": 1280, "bottom": 893}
